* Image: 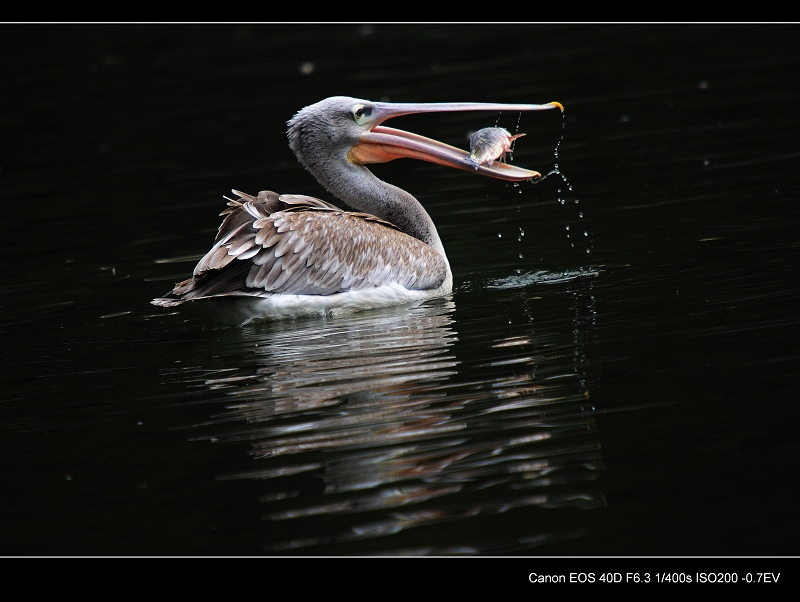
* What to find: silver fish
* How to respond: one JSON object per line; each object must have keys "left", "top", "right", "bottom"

{"left": 466, "top": 127, "right": 526, "bottom": 169}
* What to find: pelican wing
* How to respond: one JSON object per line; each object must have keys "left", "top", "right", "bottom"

{"left": 152, "top": 190, "right": 448, "bottom": 306}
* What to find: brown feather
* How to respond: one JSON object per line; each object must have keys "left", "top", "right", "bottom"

{"left": 153, "top": 190, "right": 447, "bottom": 305}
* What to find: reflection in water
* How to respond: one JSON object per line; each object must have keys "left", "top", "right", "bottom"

{"left": 169, "top": 285, "right": 602, "bottom": 554}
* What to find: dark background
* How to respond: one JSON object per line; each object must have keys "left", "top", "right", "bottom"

{"left": 1, "top": 24, "right": 799, "bottom": 558}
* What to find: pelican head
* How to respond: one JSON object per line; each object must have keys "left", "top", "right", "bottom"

{"left": 288, "top": 96, "right": 563, "bottom": 182}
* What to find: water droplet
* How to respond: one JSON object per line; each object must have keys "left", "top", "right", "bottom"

{"left": 518, "top": 252, "right": 524, "bottom": 259}
{"left": 497, "top": 232, "right": 502, "bottom": 238}
{"left": 299, "top": 61, "right": 315, "bottom": 75}
{"left": 565, "top": 225, "right": 570, "bottom": 230}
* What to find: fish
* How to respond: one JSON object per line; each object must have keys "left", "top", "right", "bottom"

{"left": 465, "top": 127, "right": 526, "bottom": 169}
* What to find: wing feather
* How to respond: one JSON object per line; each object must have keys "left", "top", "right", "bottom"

{"left": 153, "top": 190, "right": 448, "bottom": 305}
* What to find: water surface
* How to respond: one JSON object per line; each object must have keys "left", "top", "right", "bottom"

{"left": 2, "top": 24, "right": 799, "bottom": 556}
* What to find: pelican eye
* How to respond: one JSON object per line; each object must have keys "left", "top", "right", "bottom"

{"left": 351, "top": 104, "right": 373, "bottom": 125}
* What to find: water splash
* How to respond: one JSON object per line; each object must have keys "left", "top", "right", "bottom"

{"left": 532, "top": 106, "right": 593, "bottom": 256}
{"left": 486, "top": 268, "right": 600, "bottom": 290}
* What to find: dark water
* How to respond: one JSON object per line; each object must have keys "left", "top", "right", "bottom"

{"left": 2, "top": 24, "right": 800, "bottom": 558}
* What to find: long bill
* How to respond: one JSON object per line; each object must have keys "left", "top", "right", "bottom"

{"left": 349, "top": 100, "right": 563, "bottom": 181}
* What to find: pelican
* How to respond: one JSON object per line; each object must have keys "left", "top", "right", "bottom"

{"left": 152, "top": 96, "right": 563, "bottom": 324}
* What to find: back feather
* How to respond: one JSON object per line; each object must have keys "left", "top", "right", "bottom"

{"left": 152, "top": 190, "right": 447, "bottom": 307}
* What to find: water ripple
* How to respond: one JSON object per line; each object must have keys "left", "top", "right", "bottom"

{"left": 168, "top": 291, "right": 602, "bottom": 554}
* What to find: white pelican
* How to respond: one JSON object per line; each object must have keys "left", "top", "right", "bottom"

{"left": 152, "top": 96, "right": 563, "bottom": 324}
